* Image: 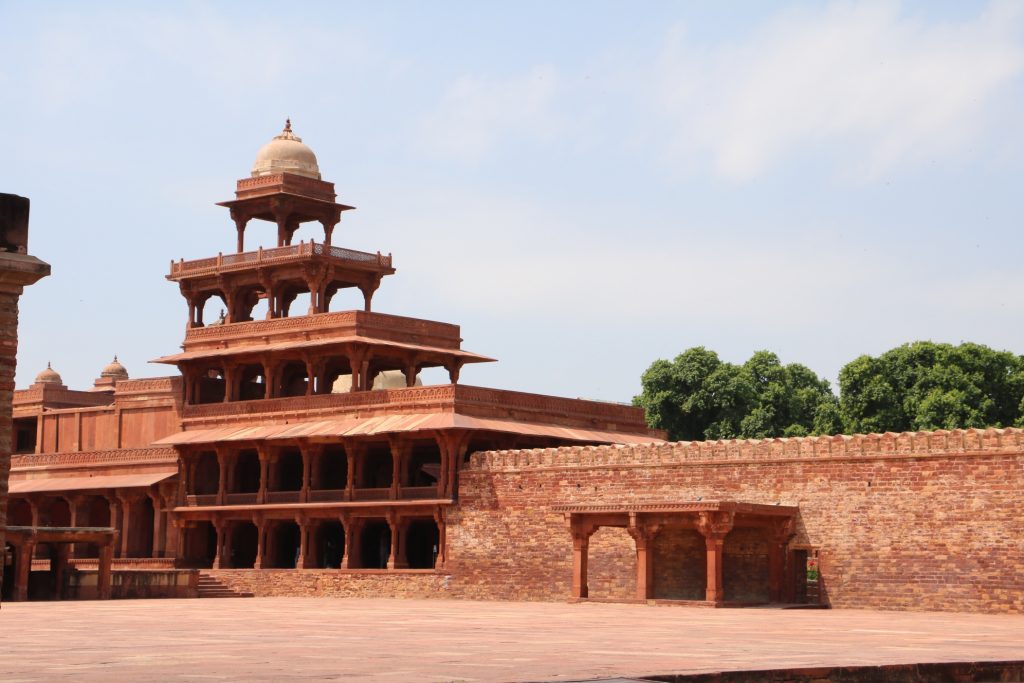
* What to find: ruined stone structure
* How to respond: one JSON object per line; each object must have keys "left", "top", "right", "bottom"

{"left": 6, "top": 126, "right": 1023, "bottom": 613}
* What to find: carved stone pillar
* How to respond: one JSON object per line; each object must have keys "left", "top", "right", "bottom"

{"left": 627, "top": 514, "right": 661, "bottom": 601}
{"left": 257, "top": 446, "right": 270, "bottom": 504}
{"left": 212, "top": 519, "right": 226, "bottom": 569}
{"left": 386, "top": 511, "right": 402, "bottom": 570}
{"left": 97, "top": 541, "right": 114, "bottom": 600}
{"left": 570, "top": 521, "right": 597, "bottom": 599}
{"left": 341, "top": 516, "right": 362, "bottom": 569}
{"left": 13, "top": 538, "right": 35, "bottom": 601}
{"left": 433, "top": 507, "right": 446, "bottom": 569}
{"left": 216, "top": 449, "right": 229, "bottom": 505}
{"left": 296, "top": 515, "right": 309, "bottom": 569}
{"left": 253, "top": 515, "right": 267, "bottom": 569}
{"left": 696, "top": 510, "right": 735, "bottom": 603}
{"left": 388, "top": 438, "right": 409, "bottom": 500}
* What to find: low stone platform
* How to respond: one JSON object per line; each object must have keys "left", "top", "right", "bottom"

{"left": 2, "top": 598, "right": 1023, "bottom": 682}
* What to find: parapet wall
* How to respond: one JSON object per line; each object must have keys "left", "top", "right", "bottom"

{"left": 449, "top": 428, "right": 1024, "bottom": 613}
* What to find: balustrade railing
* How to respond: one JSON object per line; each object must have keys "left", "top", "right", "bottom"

{"left": 352, "top": 487, "right": 390, "bottom": 501}
{"left": 224, "top": 492, "right": 258, "bottom": 505}
{"left": 185, "top": 494, "right": 217, "bottom": 507}
{"left": 170, "top": 242, "right": 392, "bottom": 278}
{"left": 402, "top": 486, "right": 440, "bottom": 500}
{"left": 308, "top": 488, "right": 346, "bottom": 503}
{"left": 265, "top": 490, "right": 302, "bottom": 504}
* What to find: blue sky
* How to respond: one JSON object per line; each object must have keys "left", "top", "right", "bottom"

{"left": 2, "top": 1, "right": 1022, "bottom": 402}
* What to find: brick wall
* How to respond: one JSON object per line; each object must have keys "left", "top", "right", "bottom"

{"left": 0, "top": 290, "right": 17, "bottom": 601}
{"left": 207, "top": 569, "right": 452, "bottom": 598}
{"left": 447, "top": 428, "right": 1024, "bottom": 613}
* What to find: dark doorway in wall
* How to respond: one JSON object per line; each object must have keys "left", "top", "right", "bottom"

{"left": 405, "top": 519, "right": 439, "bottom": 569}
{"left": 231, "top": 522, "right": 258, "bottom": 569}
{"left": 234, "top": 450, "right": 260, "bottom": 493}
{"left": 360, "top": 520, "right": 391, "bottom": 569}
{"left": 270, "top": 521, "right": 301, "bottom": 569}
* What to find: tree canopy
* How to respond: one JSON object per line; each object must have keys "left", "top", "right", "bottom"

{"left": 633, "top": 347, "right": 839, "bottom": 442}
{"left": 635, "top": 342, "right": 1024, "bottom": 441}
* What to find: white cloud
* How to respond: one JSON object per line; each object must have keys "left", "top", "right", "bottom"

{"left": 656, "top": 1, "right": 1024, "bottom": 180}
{"left": 418, "top": 65, "right": 560, "bottom": 161}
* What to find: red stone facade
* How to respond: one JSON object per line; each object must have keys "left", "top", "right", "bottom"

{"left": 447, "top": 429, "right": 1024, "bottom": 613}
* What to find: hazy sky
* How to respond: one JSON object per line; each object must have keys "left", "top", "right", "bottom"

{"left": 2, "top": 1, "right": 1022, "bottom": 402}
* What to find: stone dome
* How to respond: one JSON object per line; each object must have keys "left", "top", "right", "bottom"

{"left": 35, "top": 362, "right": 62, "bottom": 385}
{"left": 251, "top": 119, "right": 321, "bottom": 179}
{"left": 100, "top": 355, "right": 129, "bottom": 380}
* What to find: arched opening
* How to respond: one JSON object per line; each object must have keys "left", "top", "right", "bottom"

{"left": 652, "top": 527, "right": 706, "bottom": 600}
{"left": 405, "top": 519, "right": 440, "bottom": 569}
{"left": 360, "top": 444, "right": 392, "bottom": 489}
{"left": 193, "top": 451, "right": 220, "bottom": 495}
{"left": 359, "top": 520, "right": 391, "bottom": 569}
{"left": 408, "top": 443, "right": 442, "bottom": 487}
{"left": 131, "top": 496, "right": 155, "bottom": 558}
{"left": 230, "top": 521, "right": 258, "bottom": 569}
{"left": 183, "top": 521, "right": 217, "bottom": 568}
{"left": 316, "top": 445, "right": 347, "bottom": 490}
{"left": 273, "top": 449, "right": 303, "bottom": 492}
{"left": 323, "top": 357, "right": 354, "bottom": 394}
{"left": 276, "top": 281, "right": 309, "bottom": 318}
{"left": 232, "top": 285, "right": 269, "bottom": 323}
{"left": 7, "top": 498, "right": 32, "bottom": 526}
{"left": 83, "top": 495, "right": 111, "bottom": 527}
{"left": 232, "top": 450, "right": 260, "bottom": 494}
{"left": 269, "top": 521, "right": 301, "bottom": 569}
{"left": 198, "top": 292, "right": 228, "bottom": 327}
{"left": 195, "top": 367, "right": 226, "bottom": 404}
{"left": 313, "top": 520, "right": 345, "bottom": 569}
{"left": 277, "top": 360, "right": 309, "bottom": 398}
{"left": 43, "top": 498, "right": 71, "bottom": 527}
{"left": 324, "top": 283, "right": 363, "bottom": 312}
{"left": 237, "top": 364, "right": 266, "bottom": 401}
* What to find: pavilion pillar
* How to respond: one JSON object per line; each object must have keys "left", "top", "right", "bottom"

{"left": 433, "top": 507, "right": 447, "bottom": 569}
{"left": 257, "top": 446, "right": 270, "bottom": 504}
{"left": 388, "top": 438, "right": 409, "bottom": 500}
{"left": 97, "top": 541, "right": 114, "bottom": 599}
{"left": 299, "top": 443, "right": 317, "bottom": 503}
{"left": 253, "top": 516, "right": 267, "bottom": 569}
{"left": 403, "top": 362, "right": 418, "bottom": 388}
{"left": 216, "top": 449, "right": 229, "bottom": 505}
{"left": 149, "top": 492, "right": 165, "bottom": 558}
{"left": 570, "top": 523, "right": 596, "bottom": 599}
{"left": 65, "top": 494, "right": 81, "bottom": 558}
{"left": 296, "top": 515, "right": 309, "bottom": 569}
{"left": 386, "top": 512, "right": 404, "bottom": 570}
{"left": 212, "top": 519, "right": 227, "bottom": 569}
{"left": 341, "top": 517, "right": 362, "bottom": 569}
{"left": 28, "top": 496, "right": 40, "bottom": 528}
{"left": 697, "top": 511, "right": 734, "bottom": 604}
{"left": 358, "top": 279, "right": 380, "bottom": 313}
{"left": 445, "top": 360, "right": 463, "bottom": 385}
{"left": 628, "top": 515, "right": 661, "bottom": 601}
{"left": 53, "top": 544, "right": 71, "bottom": 600}
{"left": 231, "top": 211, "right": 249, "bottom": 254}
{"left": 222, "top": 364, "right": 237, "bottom": 402}
{"left": 107, "top": 497, "right": 121, "bottom": 557}
{"left": 13, "top": 538, "right": 35, "bottom": 601}
{"left": 345, "top": 441, "right": 362, "bottom": 499}
{"left": 117, "top": 493, "right": 133, "bottom": 558}
{"left": 767, "top": 517, "right": 796, "bottom": 603}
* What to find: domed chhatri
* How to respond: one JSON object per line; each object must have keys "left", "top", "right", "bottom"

{"left": 34, "top": 362, "right": 62, "bottom": 385}
{"left": 100, "top": 355, "right": 129, "bottom": 380}
{"left": 251, "top": 119, "right": 321, "bottom": 180}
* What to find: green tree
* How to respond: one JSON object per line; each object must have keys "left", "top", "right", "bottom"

{"left": 838, "top": 341, "right": 1024, "bottom": 433}
{"left": 634, "top": 347, "right": 839, "bottom": 441}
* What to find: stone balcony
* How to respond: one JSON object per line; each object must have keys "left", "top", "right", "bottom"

{"left": 168, "top": 241, "right": 392, "bottom": 281}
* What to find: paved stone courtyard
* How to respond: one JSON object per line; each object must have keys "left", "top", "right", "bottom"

{"left": 2, "top": 598, "right": 1024, "bottom": 682}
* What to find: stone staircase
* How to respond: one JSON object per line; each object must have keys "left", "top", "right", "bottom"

{"left": 196, "top": 572, "right": 254, "bottom": 598}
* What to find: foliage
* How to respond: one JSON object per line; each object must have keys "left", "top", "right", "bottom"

{"left": 635, "top": 341, "right": 1024, "bottom": 441}
{"left": 633, "top": 347, "right": 839, "bottom": 442}
{"left": 838, "top": 341, "right": 1024, "bottom": 433}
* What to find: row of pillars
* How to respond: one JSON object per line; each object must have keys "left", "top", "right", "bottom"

{"left": 12, "top": 489, "right": 171, "bottom": 560}
{"left": 571, "top": 512, "right": 796, "bottom": 603}
{"left": 7, "top": 536, "right": 116, "bottom": 602}
{"left": 231, "top": 202, "right": 341, "bottom": 253}
{"left": 202, "top": 510, "right": 446, "bottom": 571}
{"left": 183, "top": 349, "right": 462, "bottom": 405}
{"left": 182, "top": 434, "right": 468, "bottom": 506}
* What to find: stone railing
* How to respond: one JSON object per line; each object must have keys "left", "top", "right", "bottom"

{"left": 182, "top": 309, "right": 461, "bottom": 349}
{"left": 179, "top": 384, "right": 649, "bottom": 432}
{"left": 11, "top": 447, "right": 179, "bottom": 470}
{"left": 467, "top": 427, "right": 1024, "bottom": 471}
{"left": 234, "top": 173, "right": 335, "bottom": 201}
{"left": 169, "top": 241, "right": 392, "bottom": 279}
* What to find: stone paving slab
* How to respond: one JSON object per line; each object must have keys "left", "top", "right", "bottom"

{"left": 2, "top": 598, "right": 1023, "bottom": 682}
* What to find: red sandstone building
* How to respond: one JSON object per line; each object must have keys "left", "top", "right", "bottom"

{"left": 5, "top": 125, "right": 1023, "bottom": 614}
{"left": 3, "top": 123, "right": 661, "bottom": 601}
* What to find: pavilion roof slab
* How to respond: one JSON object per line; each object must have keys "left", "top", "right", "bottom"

{"left": 7, "top": 469, "right": 177, "bottom": 494}
{"left": 553, "top": 501, "right": 798, "bottom": 517}
{"left": 154, "top": 413, "right": 665, "bottom": 447}
{"left": 150, "top": 335, "right": 495, "bottom": 365}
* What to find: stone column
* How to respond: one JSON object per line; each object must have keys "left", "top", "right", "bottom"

{"left": 696, "top": 510, "right": 735, "bottom": 604}
{"left": 386, "top": 512, "right": 401, "bottom": 570}
{"left": 433, "top": 507, "right": 447, "bottom": 569}
{"left": 299, "top": 443, "right": 318, "bottom": 503}
{"left": 253, "top": 516, "right": 267, "bottom": 569}
{"left": 212, "top": 519, "right": 226, "bottom": 569}
{"left": 296, "top": 515, "right": 309, "bottom": 569}
{"left": 341, "top": 517, "right": 361, "bottom": 569}
{"left": 13, "top": 538, "right": 35, "bottom": 601}
{"left": 149, "top": 492, "right": 165, "bottom": 559}
{"left": 388, "top": 438, "right": 409, "bottom": 500}
{"left": 53, "top": 544, "right": 71, "bottom": 600}
{"left": 628, "top": 516, "right": 661, "bottom": 601}
{"left": 216, "top": 449, "right": 229, "bottom": 505}
{"left": 0, "top": 194, "right": 49, "bottom": 606}
{"left": 117, "top": 493, "right": 134, "bottom": 558}
{"left": 257, "top": 447, "right": 270, "bottom": 504}
{"left": 570, "top": 523, "right": 596, "bottom": 600}
{"left": 97, "top": 541, "right": 114, "bottom": 599}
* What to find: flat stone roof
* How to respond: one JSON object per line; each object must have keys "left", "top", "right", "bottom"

{"left": 2, "top": 598, "right": 1023, "bottom": 682}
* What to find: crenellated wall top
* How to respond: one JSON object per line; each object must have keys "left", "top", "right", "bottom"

{"left": 11, "top": 447, "right": 180, "bottom": 470}
{"left": 467, "top": 427, "right": 1024, "bottom": 471}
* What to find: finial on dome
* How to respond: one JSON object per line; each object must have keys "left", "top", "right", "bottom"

{"left": 284, "top": 118, "right": 292, "bottom": 133}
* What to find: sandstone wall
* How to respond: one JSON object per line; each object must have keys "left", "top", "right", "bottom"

{"left": 207, "top": 569, "right": 451, "bottom": 598}
{"left": 447, "top": 429, "right": 1024, "bottom": 613}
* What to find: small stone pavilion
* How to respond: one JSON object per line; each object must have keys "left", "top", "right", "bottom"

{"left": 4, "top": 122, "right": 662, "bottom": 600}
